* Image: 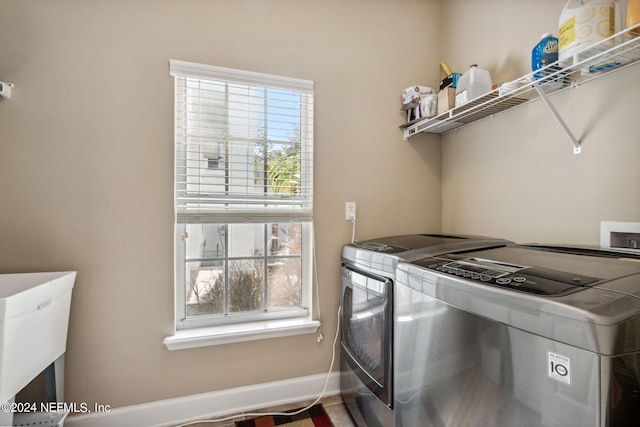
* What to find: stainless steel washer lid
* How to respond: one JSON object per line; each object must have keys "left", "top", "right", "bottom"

{"left": 401, "top": 244, "right": 640, "bottom": 355}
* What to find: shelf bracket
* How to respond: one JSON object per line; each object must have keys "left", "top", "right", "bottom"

{"left": 532, "top": 81, "right": 581, "bottom": 154}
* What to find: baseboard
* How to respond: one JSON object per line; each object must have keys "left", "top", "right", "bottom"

{"left": 64, "top": 371, "right": 341, "bottom": 427}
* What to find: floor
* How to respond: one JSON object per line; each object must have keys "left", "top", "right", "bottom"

{"left": 178, "top": 394, "right": 356, "bottom": 427}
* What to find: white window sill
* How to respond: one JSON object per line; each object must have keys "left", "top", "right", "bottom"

{"left": 163, "top": 318, "right": 321, "bottom": 350}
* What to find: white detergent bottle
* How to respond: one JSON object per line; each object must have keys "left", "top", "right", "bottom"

{"left": 455, "top": 64, "right": 492, "bottom": 107}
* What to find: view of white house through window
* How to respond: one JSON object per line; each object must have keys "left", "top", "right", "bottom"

{"left": 183, "top": 223, "right": 303, "bottom": 316}
{"left": 171, "top": 60, "right": 314, "bottom": 328}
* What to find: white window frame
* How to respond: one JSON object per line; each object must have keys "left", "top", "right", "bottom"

{"left": 164, "top": 60, "right": 318, "bottom": 350}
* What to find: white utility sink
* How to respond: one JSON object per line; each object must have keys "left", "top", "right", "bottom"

{"left": 0, "top": 271, "right": 76, "bottom": 404}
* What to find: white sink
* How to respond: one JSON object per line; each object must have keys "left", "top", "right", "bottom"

{"left": 0, "top": 271, "right": 76, "bottom": 404}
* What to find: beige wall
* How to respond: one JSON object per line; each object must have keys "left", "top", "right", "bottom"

{"left": 0, "top": 0, "right": 442, "bottom": 408}
{"left": 440, "top": 0, "right": 640, "bottom": 245}
{"left": 4, "top": 0, "right": 635, "bottom": 413}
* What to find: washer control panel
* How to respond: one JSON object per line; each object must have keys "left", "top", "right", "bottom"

{"left": 434, "top": 261, "right": 511, "bottom": 281}
{"left": 413, "top": 257, "right": 600, "bottom": 296}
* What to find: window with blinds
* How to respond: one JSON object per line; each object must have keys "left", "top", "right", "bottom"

{"left": 170, "top": 60, "right": 314, "bottom": 328}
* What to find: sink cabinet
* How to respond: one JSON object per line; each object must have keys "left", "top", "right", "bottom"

{"left": 0, "top": 271, "right": 76, "bottom": 424}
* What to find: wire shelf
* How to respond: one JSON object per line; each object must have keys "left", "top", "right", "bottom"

{"left": 401, "top": 25, "right": 640, "bottom": 139}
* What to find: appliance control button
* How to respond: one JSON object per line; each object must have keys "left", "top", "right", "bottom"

{"left": 463, "top": 272, "right": 472, "bottom": 277}
{"left": 480, "top": 276, "right": 491, "bottom": 281}
{"left": 496, "top": 278, "right": 512, "bottom": 285}
{"left": 513, "top": 277, "right": 527, "bottom": 283}
{"left": 471, "top": 274, "right": 481, "bottom": 280}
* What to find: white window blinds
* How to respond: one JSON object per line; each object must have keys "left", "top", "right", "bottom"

{"left": 170, "top": 60, "right": 314, "bottom": 224}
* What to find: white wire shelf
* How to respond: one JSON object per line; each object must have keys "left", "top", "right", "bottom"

{"left": 401, "top": 25, "right": 640, "bottom": 144}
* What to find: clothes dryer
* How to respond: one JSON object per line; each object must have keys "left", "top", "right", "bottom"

{"left": 340, "top": 234, "right": 511, "bottom": 427}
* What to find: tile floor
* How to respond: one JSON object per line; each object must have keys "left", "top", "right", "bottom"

{"left": 176, "top": 394, "right": 356, "bottom": 427}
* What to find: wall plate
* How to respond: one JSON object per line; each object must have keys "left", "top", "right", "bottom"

{"left": 600, "top": 221, "right": 640, "bottom": 252}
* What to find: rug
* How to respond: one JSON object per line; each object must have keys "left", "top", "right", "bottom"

{"left": 235, "top": 404, "right": 334, "bottom": 427}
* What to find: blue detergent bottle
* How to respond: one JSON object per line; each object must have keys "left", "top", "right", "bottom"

{"left": 531, "top": 33, "right": 563, "bottom": 90}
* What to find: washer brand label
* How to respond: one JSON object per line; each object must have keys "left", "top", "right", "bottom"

{"left": 548, "top": 351, "right": 571, "bottom": 385}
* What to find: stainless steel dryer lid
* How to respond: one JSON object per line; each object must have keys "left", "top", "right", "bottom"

{"left": 348, "top": 234, "right": 512, "bottom": 258}
{"left": 341, "top": 234, "right": 513, "bottom": 279}
{"left": 353, "top": 234, "right": 478, "bottom": 253}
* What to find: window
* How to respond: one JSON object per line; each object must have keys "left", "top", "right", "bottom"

{"left": 169, "top": 60, "right": 314, "bottom": 335}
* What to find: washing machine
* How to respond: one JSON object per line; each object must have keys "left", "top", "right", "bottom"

{"left": 339, "top": 234, "right": 512, "bottom": 427}
{"left": 394, "top": 244, "right": 640, "bottom": 427}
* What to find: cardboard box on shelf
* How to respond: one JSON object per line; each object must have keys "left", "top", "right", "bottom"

{"left": 437, "top": 87, "right": 455, "bottom": 116}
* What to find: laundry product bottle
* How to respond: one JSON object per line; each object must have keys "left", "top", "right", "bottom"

{"left": 558, "top": 0, "right": 616, "bottom": 65}
{"left": 455, "top": 65, "right": 492, "bottom": 107}
{"left": 532, "top": 33, "right": 560, "bottom": 71}
{"left": 629, "top": 0, "right": 640, "bottom": 35}
{"left": 532, "top": 33, "right": 564, "bottom": 91}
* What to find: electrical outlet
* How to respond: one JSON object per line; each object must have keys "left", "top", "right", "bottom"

{"left": 346, "top": 202, "right": 356, "bottom": 221}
